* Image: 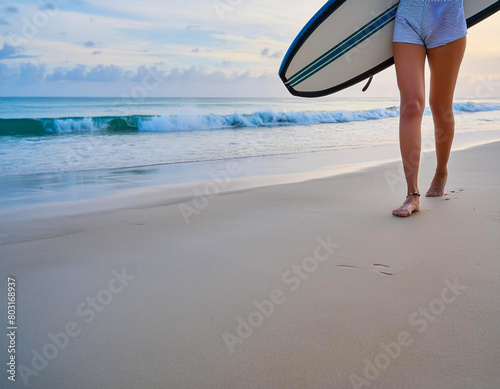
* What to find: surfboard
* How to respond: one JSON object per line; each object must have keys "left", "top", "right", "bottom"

{"left": 279, "top": 0, "right": 500, "bottom": 97}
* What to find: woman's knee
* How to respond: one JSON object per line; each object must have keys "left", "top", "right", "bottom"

{"left": 401, "top": 98, "right": 425, "bottom": 118}
{"left": 429, "top": 100, "right": 454, "bottom": 123}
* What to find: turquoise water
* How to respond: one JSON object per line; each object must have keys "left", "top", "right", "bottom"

{"left": 1, "top": 97, "right": 500, "bottom": 176}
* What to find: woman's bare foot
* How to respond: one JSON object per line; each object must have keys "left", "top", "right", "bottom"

{"left": 426, "top": 171, "right": 448, "bottom": 197}
{"left": 392, "top": 194, "right": 420, "bottom": 217}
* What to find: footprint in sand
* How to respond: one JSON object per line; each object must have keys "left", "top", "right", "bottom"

{"left": 335, "top": 265, "right": 361, "bottom": 270}
{"left": 445, "top": 188, "right": 464, "bottom": 197}
{"left": 334, "top": 264, "right": 393, "bottom": 276}
{"left": 372, "top": 264, "right": 393, "bottom": 276}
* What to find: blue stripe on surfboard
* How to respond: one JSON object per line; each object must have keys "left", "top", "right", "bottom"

{"left": 286, "top": 4, "right": 397, "bottom": 86}
{"left": 289, "top": 14, "right": 394, "bottom": 88}
{"left": 287, "top": 4, "right": 398, "bottom": 88}
{"left": 288, "top": 4, "right": 397, "bottom": 87}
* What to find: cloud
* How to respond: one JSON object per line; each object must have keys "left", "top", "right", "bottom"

{"left": 45, "top": 64, "right": 130, "bottom": 82}
{"left": 191, "top": 48, "right": 200, "bottom": 53}
{"left": 0, "top": 61, "right": 283, "bottom": 96}
{"left": 86, "top": 64, "right": 131, "bottom": 82}
{"left": 0, "top": 43, "right": 21, "bottom": 59}
{"left": 39, "top": 2, "right": 57, "bottom": 11}
{"left": 18, "top": 63, "right": 46, "bottom": 85}
{"left": 0, "top": 63, "right": 17, "bottom": 80}
{"left": 63, "top": 65, "right": 88, "bottom": 81}
{"left": 1, "top": 61, "right": 287, "bottom": 98}
{"left": 92, "top": 50, "right": 101, "bottom": 55}
{"left": 163, "top": 66, "right": 270, "bottom": 84}
{"left": 0, "top": 18, "right": 9, "bottom": 26}
{"left": 3, "top": 6, "right": 19, "bottom": 13}
{"left": 0, "top": 44, "right": 37, "bottom": 60}
{"left": 83, "top": 40, "right": 96, "bottom": 48}
{"left": 47, "top": 64, "right": 86, "bottom": 82}
{"left": 260, "top": 48, "right": 282, "bottom": 59}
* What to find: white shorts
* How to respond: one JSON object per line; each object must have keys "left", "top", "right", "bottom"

{"left": 393, "top": 0, "right": 467, "bottom": 49}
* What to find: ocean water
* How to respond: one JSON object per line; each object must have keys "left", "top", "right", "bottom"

{"left": 1, "top": 96, "right": 500, "bottom": 177}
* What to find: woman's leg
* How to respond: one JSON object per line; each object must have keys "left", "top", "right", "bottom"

{"left": 392, "top": 42, "right": 427, "bottom": 217}
{"left": 426, "top": 36, "right": 467, "bottom": 196}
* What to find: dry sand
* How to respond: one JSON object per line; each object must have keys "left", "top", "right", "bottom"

{"left": 1, "top": 141, "right": 499, "bottom": 389}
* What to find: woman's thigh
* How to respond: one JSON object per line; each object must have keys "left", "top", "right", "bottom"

{"left": 393, "top": 42, "right": 427, "bottom": 106}
{"left": 427, "top": 36, "right": 467, "bottom": 111}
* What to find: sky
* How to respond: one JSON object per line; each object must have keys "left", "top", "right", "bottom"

{"left": 1, "top": 0, "right": 500, "bottom": 98}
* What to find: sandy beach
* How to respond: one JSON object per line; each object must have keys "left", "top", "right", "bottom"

{"left": 1, "top": 141, "right": 499, "bottom": 389}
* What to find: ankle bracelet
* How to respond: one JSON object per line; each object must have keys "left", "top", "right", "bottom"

{"left": 406, "top": 192, "right": 421, "bottom": 198}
